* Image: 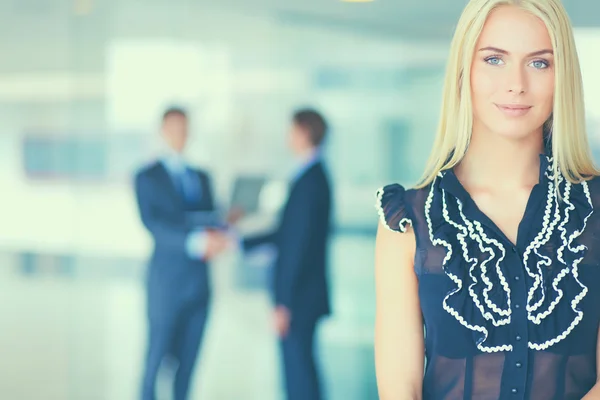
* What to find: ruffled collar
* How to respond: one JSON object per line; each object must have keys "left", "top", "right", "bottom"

{"left": 424, "top": 154, "right": 594, "bottom": 352}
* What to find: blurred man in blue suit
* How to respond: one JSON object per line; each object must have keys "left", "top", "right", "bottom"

{"left": 243, "top": 108, "right": 332, "bottom": 400}
{"left": 134, "top": 107, "right": 229, "bottom": 400}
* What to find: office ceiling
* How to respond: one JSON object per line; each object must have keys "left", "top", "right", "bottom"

{"left": 3, "top": 0, "right": 599, "bottom": 40}
{"left": 0, "top": 0, "right": 597, "bottom": 74}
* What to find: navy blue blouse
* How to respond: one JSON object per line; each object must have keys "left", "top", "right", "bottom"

{"left": 377, "top": 156, "right": 600, "bottom": 400}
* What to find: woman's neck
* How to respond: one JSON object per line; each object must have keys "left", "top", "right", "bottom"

{"left": 455, "top": 129, "right": 544, "bottom": 190}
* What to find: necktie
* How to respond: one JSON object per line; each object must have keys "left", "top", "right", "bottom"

{"left": 176, "top": 168, "right": 202, "bottom": 204}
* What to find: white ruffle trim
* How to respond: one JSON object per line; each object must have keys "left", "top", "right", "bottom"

{"left": 425, "top": 164, "right": 593, "bottom": 353}
{"left": 375, "top": 186, "right": 412, "bottom": 233}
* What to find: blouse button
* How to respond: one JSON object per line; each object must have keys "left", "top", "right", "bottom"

{"left": 516, "top": 335, "right": 522, "bottom": 341}
{"left": 514, "top": 276, "right": 520, "bottom": 281}
{"left": 512, "top": 388, "right": 518, "bottom": 394}
{"left": 515, "top": 304, "right": 521, "bottom": 309}
{"left": 515, "top": 362, "right": 522, "bottom": 368}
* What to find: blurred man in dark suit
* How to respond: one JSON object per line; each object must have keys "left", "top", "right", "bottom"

{"left": 242, "top": 108, "right": 332, "bottom": 400}
{"left": 134, "top": 107, "right": 229, "bottom": 400}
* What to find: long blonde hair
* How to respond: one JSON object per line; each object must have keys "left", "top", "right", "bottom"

{"left": 416, "top": 0, "right": 598, "bottom": 188}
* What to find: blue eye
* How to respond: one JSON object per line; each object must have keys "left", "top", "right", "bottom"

{"left": 530, "top": 60, "right": 549, "bottom": 69}
{"left": 485, "top": 56, "right": 504, "bottom": 66}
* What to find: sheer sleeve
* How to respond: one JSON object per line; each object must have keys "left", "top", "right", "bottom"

{"left": 375, "top": 184, "right": 413, "bottom": 233}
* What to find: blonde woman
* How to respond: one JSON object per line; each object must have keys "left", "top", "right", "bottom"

{"left": 375, "top": 0, "right": 600, "bottom": 399}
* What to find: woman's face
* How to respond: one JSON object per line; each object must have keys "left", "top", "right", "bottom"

{"left": 470, "top": 5, "right": 555, "bottom": 142}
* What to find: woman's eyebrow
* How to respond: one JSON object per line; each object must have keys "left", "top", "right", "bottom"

{"left": 478, "top": 46, "right": 554, "bottom": 57}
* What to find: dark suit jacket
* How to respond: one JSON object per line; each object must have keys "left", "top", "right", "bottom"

{"left": 134, "top": 161, "right": 215, "bottom": 306}
{"left": 244, "top": 161, "right": 332, "bottom": 322}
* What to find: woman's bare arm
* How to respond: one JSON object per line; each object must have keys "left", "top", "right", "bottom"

{"left": 581, "top": 328, "right": 600, "bottom": 399}
{"left": 375, "top": 221, "right": 424, "bottom": 400}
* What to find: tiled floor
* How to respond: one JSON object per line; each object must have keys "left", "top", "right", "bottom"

{"left": 0, "top": 235, "right": 377, "bottom": 400}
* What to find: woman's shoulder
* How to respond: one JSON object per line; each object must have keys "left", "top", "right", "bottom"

{"left": 571, "top": 174, "right": 600, "bottom": 206}
{"left": 375, "top": 183, "right": 431, "bottom": 233}
{"left": 584, "top": 174, "right": 600, "bottom": 190}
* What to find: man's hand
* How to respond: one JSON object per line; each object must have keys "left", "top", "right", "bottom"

{"left": 274, "top": 306, "right": 291, "bottom": 338}
{"left": 204, "top": 230, "right": 230, "bottom": 260}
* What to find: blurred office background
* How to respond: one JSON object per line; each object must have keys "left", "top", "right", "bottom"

{"left": 0, "top": 0, "right": 599, "bottom": 399}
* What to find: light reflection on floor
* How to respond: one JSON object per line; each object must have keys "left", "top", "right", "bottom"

{"left": 0, "top": 235, "right": 377, "bottom": 400}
